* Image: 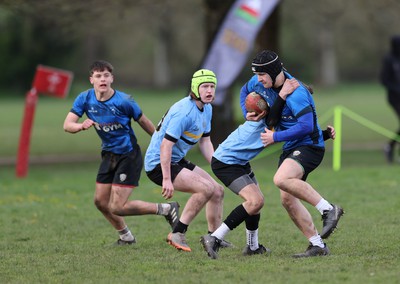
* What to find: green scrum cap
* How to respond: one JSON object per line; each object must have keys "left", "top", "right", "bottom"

{"left": 191, "top": 69, "right": 217, "bottom": 98}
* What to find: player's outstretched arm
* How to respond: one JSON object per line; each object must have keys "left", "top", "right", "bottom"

{"left": 138, "top": 114, "right": 156, "bottom": 136}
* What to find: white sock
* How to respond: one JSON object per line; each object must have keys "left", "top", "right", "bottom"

{"left": 309, "top": 234, "right": 325, "bottom": 248}
{"left": 315, "top": 199, "right": 333, "bottom": 214}
{"left": 118, "top": 226, "right": 135, "bottom": 241}
{"left": 211, "top": 223, "right": 230, "bottom": 240}
{"left": 247, "top": 229, "right": 259, "bottom": 251}
{"left": 156, "top": 203, "right": 170, "bottom": 215}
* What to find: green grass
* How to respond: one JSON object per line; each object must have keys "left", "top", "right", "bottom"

{"left": 0, "top": 162, "right": 399, "bottom": 283}
{"left": 0, "top": 82, "right": 397, "bottom": 160}
{"left": 1, "top": 83, "right": 400, "bottom": 283}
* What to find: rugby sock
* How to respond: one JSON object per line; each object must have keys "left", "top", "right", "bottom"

{"left": 245, "top": 214, "right": 260, "bottom": 250}
{"left": 156, "top": 203, "right": 170, "bottom": 215}
{"left": 309, "top": 234, "right": 325, "bottom": 248}
{"left": 223, "top": 204, "right": 250, "bottom": 230}
{"left": 315, "top": 199, "right": 333, "bottom": 214}
{"left": 246, "top": 229, "right": 259, "bottom": 251}
{"left": 210, "top": 205, "right": 249, "bottom": 241}
{"left": 118, "top": 226, "right": 135, "bottom": 241}
{"left": 172, "top": 221, "right": 188, "bottom": 234}
{"left": 211, "top": 223, "right": 230, "bottom": 240}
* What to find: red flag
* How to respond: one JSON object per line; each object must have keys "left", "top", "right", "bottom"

{"left": 32, "top": 65, "right": 73, "bottom": 98}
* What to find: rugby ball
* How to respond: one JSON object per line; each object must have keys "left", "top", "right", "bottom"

{"left": 245, "top": 92, "right": 268, "bottom": 114}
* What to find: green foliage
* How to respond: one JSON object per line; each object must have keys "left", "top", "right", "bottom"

{"left": 1, "top": 0, "right": 400, "bottom": 91}
{"left": 0, "top": 6, "right": 80, "bottom": 91}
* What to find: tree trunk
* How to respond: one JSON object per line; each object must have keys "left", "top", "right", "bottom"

{"left": 318, "top": 23, "right": 337, "bottom": 86}
{"left": 154, "top": 4, "right": 171, "bottom": 88}
{"left": 255, "top": 6, "right": 280, "bottom": 53}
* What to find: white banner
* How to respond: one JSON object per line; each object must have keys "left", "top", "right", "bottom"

{"left": 202, "top": 0, "right": 280, "bottom": 105}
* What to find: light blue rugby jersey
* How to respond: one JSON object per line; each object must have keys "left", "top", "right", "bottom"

{"left": 214, "top": 80, "right": 279, "bottom": 165}
{"left": 70, "top": 88, "right": 142, "bottom": 154}
{"left": 241, "top": 72, "right": 324, "bottom": 151}
{"left": 144, "top": 96, "right": 212, "bottom": 172}
{"left": 213, "top": 120, "right": 266, "bottom": 165}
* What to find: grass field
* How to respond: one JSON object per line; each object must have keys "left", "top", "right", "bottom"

{"left": 1, "top": 83, "right": 400, "bottom": 283}
{"left": 1, "top": 161, "right": 399, "bottom": 283}
{"left": 0, "top": 82, "right": 398, "bottom": 160}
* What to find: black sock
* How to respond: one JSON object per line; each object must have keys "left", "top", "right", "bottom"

{"left": 172, "top": 221, "right": 188, "bottom": 234}
{"left": 245, "top": 213, "right": 260, "bottom": 231}
{"left": 223, "top": 204, "right": 250, "bottom": 230}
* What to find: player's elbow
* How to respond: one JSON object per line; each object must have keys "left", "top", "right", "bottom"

{"left": 304, "top": 124, "right": 313, "bottom": 134}
{"left": 298, "top": 118, "right": 313, "bottom": 135}
{"left": 63, "top": 123, "right": 70, "bottom": 133}
{"left": 63, "top": 123, "right": 78, "bottom": 134}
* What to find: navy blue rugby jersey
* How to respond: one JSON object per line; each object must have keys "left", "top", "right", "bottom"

{"left": 240, "top": 73, "right": 324, "bottom": 151}
{"left": 70, "top": 88, "right": 142, "bottom": 154}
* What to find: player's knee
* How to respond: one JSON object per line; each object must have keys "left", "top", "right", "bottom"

{"left": 211, "top": 183, "right": 224, "bottom": 201}
{"left": 200, "top": 181, "right": 216, "bottom": 200}
{"left": 273, "top": 173, "right": 286, "bottom": 189}
{"left": 246, "top": 196, "right": 264, "bottom": 214}
{"left": 109, "top": 203, "right": 124, "bottom": 216}
{"left": 94, "top": 198, "right": 108, "bottom": 213}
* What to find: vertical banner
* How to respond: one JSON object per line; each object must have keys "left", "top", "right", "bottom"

{"left": 16, "top": 65, "right": 73, "bottom": 178}
{"left": 202, "top": 0, "right": 280, "bottom": 105}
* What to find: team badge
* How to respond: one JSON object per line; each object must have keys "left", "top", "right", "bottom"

{"left": 293, "top": 150, "right": 301, "bottom": 156}
{"left": 119, "top": 174, "right": 127, "bottom": 182}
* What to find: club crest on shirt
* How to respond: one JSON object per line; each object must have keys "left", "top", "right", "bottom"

{"left": 88, "top": 106, "right": 97, "bottom": 113}
{"left": 293, "top": 150, "right": 301, "bottom": 156}
{"left": 119, "top": 174, "right": 127, "bottom": 182}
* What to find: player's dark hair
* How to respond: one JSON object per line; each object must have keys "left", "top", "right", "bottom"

{"left": 89, "top": 60, "right": 114, "bottom": 76}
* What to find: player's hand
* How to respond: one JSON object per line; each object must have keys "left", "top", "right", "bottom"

{"left": 81, "top": 119, "right": 95, "bottom": 130}
{"left": 161, "top": 180, "right": 174, "bottom": 200}
{"left": 325, "top": 125, "right": 336, "bottom": 140}
{"left": 246, "top": 110, "right": 266, "bottom": 121}
{"left": 261, "top": 127, "right": 275, "bottom": 147}
{"left": 279, "top": 78, "right": 299, "bottom": 99}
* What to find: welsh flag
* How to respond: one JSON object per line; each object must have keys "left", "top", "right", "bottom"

{"left": 235, "top": 2, "right": 260, "bottom": 25}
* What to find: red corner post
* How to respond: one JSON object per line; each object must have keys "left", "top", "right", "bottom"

{"left": 16, "top": 88, "right": 38, "bottom": 178}
{"left": 15, "top": 65, "right": 73, "bottom": 178}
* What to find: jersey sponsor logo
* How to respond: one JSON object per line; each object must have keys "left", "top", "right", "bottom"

{"left": 94, "top": 122, "right": 123, "bottom": 132}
